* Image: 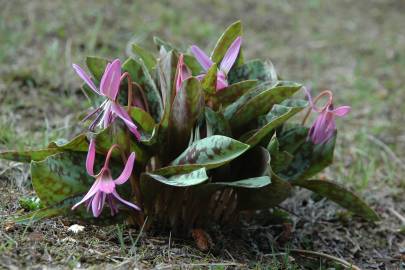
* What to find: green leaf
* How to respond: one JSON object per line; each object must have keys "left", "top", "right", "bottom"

{"left": 145, "top": 168, "right": 209, "bottom": 187}
{"left": 212, "top": 176, "right": 270, "bottom": 188}
{"left": 183, "top": 54, "right": 203, "bottom": 75}
{"left": 128, "top": 106, "right": 156, "bottom": 133}
{"left": 131, "top": 44, "right": 156, "bottom": 71}
{"left": 201, "top": 63, "right": 218, "bottom": 94}
{"left": 155, "top": 135, "right": 249, "bottom": 175}
{"left": 168, "top": 77, "right": 204, "bottom": 156}
{"left": 86, "top": 56, "right": 108, "bottom": 81}
{"left": 295, "top": 179, "right": 379, "bottom": 221}
{"left": 214, "top": 80, "right": 257, "bottom": 108}
{"left": 237, "top": 174, "right": 292, "bottom": 210}
{"left": 31, "top": 152, "right": 93, "bottom": 205}
{"left": 122, "top": 58, "right": 163, "bottom": 122}
{"left": 205, "top": 107, "right": 232, "bottom": 137}
{"left": 225, "top": 81, "right": 302, "bottom": 130}
{"left": 0, "top": 134, "right": 88, "bottom": 163}
{"left": 211, "top": 21, "right": 242, "bottom": 64}
{"left": 279, "top": 131, "right": 336, "bottom": 181}
{"left": 228, "top": 59, "right": 277, "bottom": 84}
{"left": 267, "top": 135, "right": 294, "bottom": 173}
{"left": 153, "top": 36, "right": 175, "bottom": 52}
{"left": 244, "top": 99, "right": 308, "bottom": 147}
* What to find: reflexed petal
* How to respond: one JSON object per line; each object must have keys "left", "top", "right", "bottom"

{"left": 86, "top": 139, "right": 96, "bottom": 176}
{"left": 112, "top": 190, "right": 141, "bottom": 211}
{"left": 92, "top": 192, "right": 106, "bottom": 217}
{"left": 114, "top": 152, "right": 136, "bottom": 185}
{"left": 72, "top": 64, "right": 99, "bottom": 94}
{"left": 100, "top": 59, "right": 122, "bottom": 100}
{"left": 111, "top": 103, "right": 141, "bottom": 140}
{"left": 332, "top": 106, "right": 351, "bottom": 117}
{"left": 71, "top": 179, "right": 100, "bottom": 210}
{"left": 220, "top": 36, "right": 242, "bottom": 74}
{"left": 190, "top": 45, "right": 213, "bottom": 71}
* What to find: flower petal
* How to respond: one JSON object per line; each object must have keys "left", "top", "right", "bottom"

{"left": 220, "top": 36, "right": 242, "bottom": 74}
{"left": 111, "top": 103, "right": 141, "bottom": 140}
{"left": 100, "top": 59, "right": 122, "bottom": 100}
{"left": 71, "top": 179, "right": 99, "bottom": 211}
{"left": 331, "top": 105, "right": 351, "bottom": 117}
{"left": 72, "top": 64, "right": 99, "bottom": 94}
{"left": 216, "top": 71, "right": 229, "bottom": 91}
{"left": 92, "top": 192, "right": 106, "bottom": 217}
{"left": 112, "top": 190, "right": 141, "bottom": 211}
{"left": 86, "top": 139, "right": 96, "bottom": 176}
{"left": 190, "top": 45, "right": 213, "bottom": 71}
{"left": 114, "top": 152, "right": 136, "bottom": 185}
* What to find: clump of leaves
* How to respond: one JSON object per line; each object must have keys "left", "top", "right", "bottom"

{"left": 0, "top": 21, "right": 378, "bottom": 232}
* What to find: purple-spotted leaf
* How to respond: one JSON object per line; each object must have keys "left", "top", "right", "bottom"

{"left": 295, "top": 179, "right": 379, "bottom": 221}
{"left": 244, "top": 99, "right": 308, "bottom": 147}
{"left": 145, "top": 168, "right": 209, "bottom": 187}
{"left": 212, "top": 176, "right": 270, "bottom": 188}
{"left": 0, "top": 134, "right": 88, "bottom": 163}
{"left": 205, "top": 107, "right": 232, "bottom": 137}
{"left": 154, "top": 135, "right": 249, "bottom": 176}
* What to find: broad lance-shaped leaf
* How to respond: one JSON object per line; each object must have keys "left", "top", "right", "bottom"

{"left": 144, "top": 168, "right": 209, "bottom": 187}
{"left": 168, "top": 77, "right": 204, "bottom": 157}
{"left": 295, "top": 179, "right": 379, "bottom": 221}
{"left": 10, "top": 195, "right": 128, "bottom": 225}
{"left": 212, "top": 176, "right": 270, "bottom": 188}
{"left": 122, "top": 58, "right": 163, "bottom": 122}
{"left": 131, "top": 43, "right": 156, "bottom": 71}
{"left": 237, "top": 173, "right": 292, "bottom": 211}
{"left": 155, "top": 135, "right": 249, "bottom": 176}
{"left": 278, "top": 130, "right": 336, "bottom": 181}
{"left": 85, "top": 56, "right": 108, "bottom": 81}
{"left": 267, "top": 134, "right": 294, "bottom": 173}
{"left": 201, "top": 63, "right": 218, "bottom": 94}
{"left": 244, "top": 99, "right": 308, "bottom": 147}
{"left": 128, "top": 106, "right": 155, "bottom": 133}
{"left": 213, "top": 80, "right": 257, "bottom": 108}
{"left": 0, "top": 134, "right": 88, "bottom": 163}
{"left": 183, "top": 54, "right": 203, "bottom": 75}
{"left": 205, "top": 107, "right": 232, "bottom": 137}
{"left": 228, "top": 59, "right": 277, "bottom": 84}
{"left": 31, "top": 152, "right": 93, "bottom": 205}
{"left": 211, "top": 20, "right": 243, "bottom": 65}
{"left": 225, "top": 81, "right": 302, "bottom": 130}
{"left": 154, "top": 36, "right": 175, "bottom": 52}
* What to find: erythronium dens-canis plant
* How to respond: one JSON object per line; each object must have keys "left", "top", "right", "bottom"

{"left": 1, "top": 21, "right": 379, "bottom": 233}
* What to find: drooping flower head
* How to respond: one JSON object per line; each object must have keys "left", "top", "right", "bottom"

{"left": 72, "top": 59, "right": 141, "bottom": 140}
{"left": 175, "top": 54, "right": 191, "bottom": 92}
{"left": 304, "top": 88, "right": 351, "bottom": 144}
{"left": 191, "top": 36, "right": 242, "bottom": 91}
{"left": 72, "top": 139, "right": 140, "bottom": 217}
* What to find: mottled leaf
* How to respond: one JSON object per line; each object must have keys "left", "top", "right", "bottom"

{"left": 212, "top": 176, "right": 270, "bottom": 188}
{"left": 0, "top": 134, "right": 88, "bottom": 163}
{"left": 155, "top": 135, "right": 249, "bottom": 175}
{"left": 214, "top": 80, "right": 257, "bottom": 108}
{"left": 244, "top": 99, "right": 308, "bottom": 147}
{"left": 131, "top": 43, "right": 156, "bottom": 71}
{"left": 201, "top": 63, "right": 218, "bottom": 94}
{"left": 205, "top": 107, "right": 232, "bottom": 137}
{"left": 211, "top": 21, "right": 242, "bottom": 64}
{"left": 145, "top": 168, "right": 209, "bottom": 187}
{"left": 228, "top": 59, "right": 277, "bottom": 84}
{"left": 225, "top": 81, "right": 302, "bottom": 130}
{"left": 122, "top": 58, "right": 163, "bottom": 122}
{"left": 295, "top": 179, "right": 379, "bottom": 221}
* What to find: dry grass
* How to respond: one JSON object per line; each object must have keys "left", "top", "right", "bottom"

{"left": 0, "top": 0, "right": 404, "bottom": 269}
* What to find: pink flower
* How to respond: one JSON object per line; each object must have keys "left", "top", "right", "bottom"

{"left": 72, "top": 59, "right": 141, "bottom": 140}
{"left": 175, "top": 54, "right": 191, "bottom": 92}
{"left": 191, "top": 36, "right": 242, "bottom": 91}
{"left": 304, "top": 88, "right": 351, "bottom": 144}
{"left": 72, "top": 140, "right": 140, "bottom": 217}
